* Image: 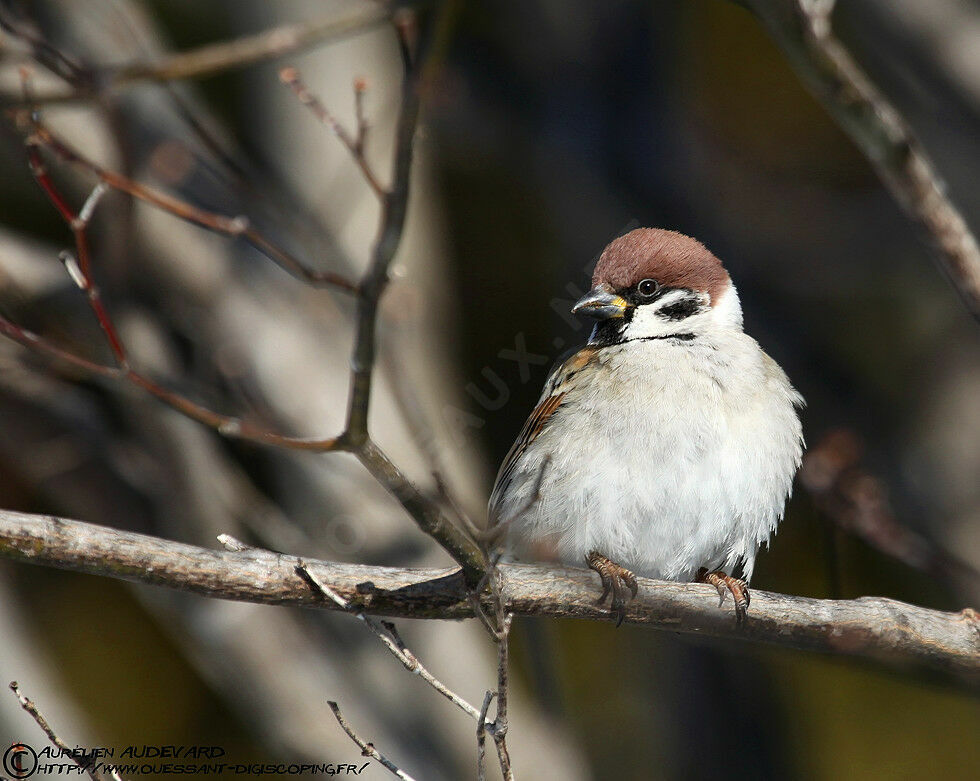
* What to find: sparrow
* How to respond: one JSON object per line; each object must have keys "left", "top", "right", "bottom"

{"left": 489, "top": 228, "right": 804, "bottom": 624}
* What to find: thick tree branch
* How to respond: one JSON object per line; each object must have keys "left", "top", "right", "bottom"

{"left": 739, "top": 0, "right": 980, "bottom": 321}
{"left": 1, "top": 509, "right": 977, "bottom": 678}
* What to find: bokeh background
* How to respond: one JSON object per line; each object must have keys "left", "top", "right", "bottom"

{"left": 0, "top": 1, "right": 978, "bottom": 779}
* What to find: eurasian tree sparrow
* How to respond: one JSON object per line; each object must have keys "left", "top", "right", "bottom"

{"left": 489, "top": 228, "right": 804, "bottom": 623}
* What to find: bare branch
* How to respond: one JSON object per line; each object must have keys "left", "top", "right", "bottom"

{"left": 344, "top": 33, "right": 420, "bottom": 443}
{"left": 1, "top": 5, "right": 392, "bottom": 103}
{"left": 272, "top": 8, "right": 487, "bottom": 584}
{"left": 112, "top": 7, "right": 390, "bottom": 85}
{"left": 327, "top": 701, "right": 417, "bottom": 781}
{"left": 2, "top": 10, "right": 488, "bottom": 583}
{"left": 356, "top": 440, "right": 486, "bottom": 585}
{"left": 8, "top": 682, "right": 100, "bottom": 781}
{"left": 1, "top": 509, "right": 977, "bottom": 677}
{"left": 739, "top": 0, "right": 980, "bottom": 321}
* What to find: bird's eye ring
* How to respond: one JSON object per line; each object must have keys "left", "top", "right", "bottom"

{"left": 637, "top": 279, "right": 660, "bottom": 298}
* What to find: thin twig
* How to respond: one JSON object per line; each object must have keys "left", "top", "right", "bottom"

{"left": 353, "top": 76, "right": 370, "bottom": 152}
{"left": 26, "top": 144, "right": 128, "bottom": 365}
{"left": 296, "top": 562, "right": 487, "bottom": 723}
{"left": 477, "top": 691, "right": 495, "bottom": 781}
{"left": 279, "top": 67, "right": 385, "bottom": 198}
{"left": 0, "top": 11, "right": 88, "bottom": 87}
{"left": 0, "top": 5, "right": 392, "bottom": 104}
{"left": 487, "top": 567, "right": 515, "bottom": 781}
{"left": 20, "top": 121, "right": 358, "bottom": 292}
{"left": 327, "top": 701, "right": 417, "bottom": 781}
{"left": 434, "top": 469, "right": 478, "bottom": 537}
{"left": 739, "top": 0, "right": 980, "bottom": 321}
{"left": 8, "top": 682, "right": 100, "bottom": 781}
{"left": 344, "top": 18, "right": 420, "bottom": 444}
{"left": 491, "top": 620, "right": 515, "bottom": 781}
{"left": 6, "top": 87, "right": 349, "bottom": 450}
{"left": 275, "top": 8, "right": 486, "bottom": 584}
{"left": 0, "top": 311, "right": 344, "bottom": 452}
{"left": 112, "top": 7, "right": 391, "bottom": 86}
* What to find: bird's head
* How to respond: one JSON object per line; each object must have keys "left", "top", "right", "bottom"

{"left": 572, "top": 228, "right": 742, "bottom": 345}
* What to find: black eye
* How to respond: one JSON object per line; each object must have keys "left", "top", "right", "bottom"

{"left": 637, "top": 279, "right": 659, "bottom": 298}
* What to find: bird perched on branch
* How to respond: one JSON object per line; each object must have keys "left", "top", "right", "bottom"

{"left": 489, "top": 228, "right": 804, "bottom": 624}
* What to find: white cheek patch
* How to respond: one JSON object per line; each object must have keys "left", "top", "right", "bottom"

{"left": 621, "top": 289, "right": 713, "bottom": 341}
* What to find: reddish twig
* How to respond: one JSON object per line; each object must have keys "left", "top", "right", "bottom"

{"left": 0, "top": 312, "right": 342, "bottom": 451}
{"left": 12, "top": 132, "right": 347, "bottom": 452}
{"left": 26, "top": 146, "right": 127, "bottom": 366}
{"left": 21, "top": 121, "right": 357, "bottom": 292}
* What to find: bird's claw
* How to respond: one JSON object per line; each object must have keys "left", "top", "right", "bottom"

{"left": 696, "top": 568, "right": 750, "bottom": 624}
{"left": 587, "top": 551, "right": 638, "bottom": 627}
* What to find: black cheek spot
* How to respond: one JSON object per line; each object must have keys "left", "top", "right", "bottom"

{"left": 658, "top": 296, "right": 702, "bottom": 321}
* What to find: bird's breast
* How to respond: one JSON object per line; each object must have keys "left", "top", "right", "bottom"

{"left": 501, "top": 336, "right": 803, "bottom": 579}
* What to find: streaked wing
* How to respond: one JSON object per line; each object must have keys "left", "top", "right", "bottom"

{"left": 489, "top": 346, "right": 596, "bottom": 516}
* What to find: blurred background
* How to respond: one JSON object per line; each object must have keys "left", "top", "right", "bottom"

{"left": 0, "top": 1, "right": 978, "bottom": 779}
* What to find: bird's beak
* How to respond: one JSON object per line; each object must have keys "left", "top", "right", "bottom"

{"left": 572, "top": 284, "right": 629, "bottom": 319}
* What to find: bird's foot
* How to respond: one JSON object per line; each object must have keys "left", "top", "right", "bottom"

{"left": 586, "top": 551, "right": 638, "bottom": 627}
{"left": 696, "top": 568, "right": 750, "bottom": 624}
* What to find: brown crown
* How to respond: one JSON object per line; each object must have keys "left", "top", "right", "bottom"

{"left": 593, "top": 228, "right": 730, "bottom": 304}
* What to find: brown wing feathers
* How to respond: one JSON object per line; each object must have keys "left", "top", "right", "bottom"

{"left": 491, "top": 390, "right": 565, "bottom": 511}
